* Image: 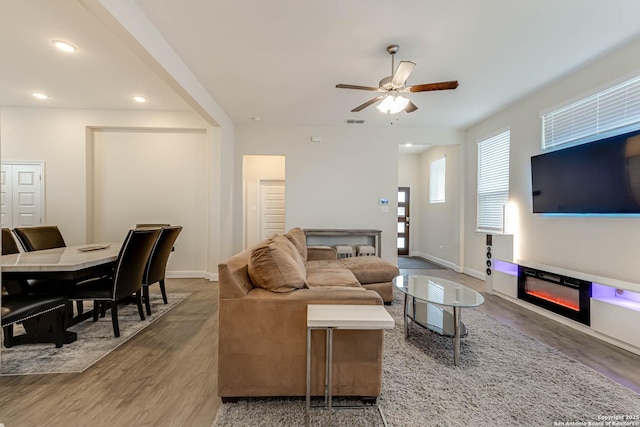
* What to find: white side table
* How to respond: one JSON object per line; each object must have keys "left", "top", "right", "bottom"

{"left": 305, "top": 304, "right": 395, "bottom": 426}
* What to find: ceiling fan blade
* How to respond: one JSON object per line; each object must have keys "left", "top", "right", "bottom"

{"left": 405, "top": 101, "right": 418, "bottom": 113}
{"left": 336, "top": 84, "right": 381, "bottom": 91}
{"left": 408, "top": 80, "right": 459, "bottom": 92}
{"left": 392, "top": 61, "right": 416, "bottom": 86}
{"left": 351, "top": 95, "right": 386, "bottom": 112}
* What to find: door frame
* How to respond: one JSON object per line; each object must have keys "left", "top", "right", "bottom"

{"left": 1, "top": 160, "right": 46, "bottom": 227}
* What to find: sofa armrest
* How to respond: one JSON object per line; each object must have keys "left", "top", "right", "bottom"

{"left": 218, "top": 287, "right": 384, "bottom": 398}
{"left": 307, "top": 246, "right": 337, "bottom": 261}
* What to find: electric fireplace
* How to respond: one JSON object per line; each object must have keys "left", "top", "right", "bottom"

{"left": 518, "top": 266, "right": 591, "bottom": 325}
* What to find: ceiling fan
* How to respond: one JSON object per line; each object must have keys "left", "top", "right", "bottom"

{"left": 336, "top": 44, "right": 459, "bottom": 114}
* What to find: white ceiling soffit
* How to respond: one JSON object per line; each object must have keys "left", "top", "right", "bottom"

{"left": 3, "top": 1, "right": 640, "bottom": 130}
{"left": 0, "top": 0, "right": 191, "bottom": 111}
{"left": 398, "top": 144, "right": 431, "bottom": 155}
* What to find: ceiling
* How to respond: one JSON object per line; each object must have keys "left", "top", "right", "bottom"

{"left": 3, "top": 0, "right": 640, "bottom": 130}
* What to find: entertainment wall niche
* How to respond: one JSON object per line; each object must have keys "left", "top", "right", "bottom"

{"left": 486, "top": 234, "right": 640, "bottom": 356}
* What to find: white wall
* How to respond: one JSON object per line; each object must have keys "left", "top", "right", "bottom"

{"left": 419, "top": 144, "right": 463, "bottom": 270}
{"left": 0, "top": 106, "right": 220, "bottom": 275}
{"left": 235, "top": 124, "right": 463, "bottom": 264}
{"left": 92, "top": 130, "right": 209, "bottom": 273}
{"left": 242, "top": 155, "right": 285, "bottom": 248}
{"left": 464, "top": 36, "right": 640, "bottom": 283}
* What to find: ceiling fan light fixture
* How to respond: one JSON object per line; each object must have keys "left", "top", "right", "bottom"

{"left": 376, "top": 94, "right": 409, "bottom": 114}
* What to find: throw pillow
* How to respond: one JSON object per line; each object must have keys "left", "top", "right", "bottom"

{"left": 271, "top": 235, "right": 306, "bottom": 276}
{"left": 248, "top": 239, "right": 308, "bottom": 293}
{"left": 284, "top": 227, "right": 308, "bottom": 262}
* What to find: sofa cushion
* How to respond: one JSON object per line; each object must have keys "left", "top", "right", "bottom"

{"left": 305, "top": 259, "right": 345, "bottom": 271}
{"left": 248, "top": 239, "right": 308, "bottom": 293}
{"left": 306, "top": 268, "right": 361, "bottom": 289}
{"left": 284, "top": 227, "right": 307, "bottom": 262}
{"left": 340, "top": 257, "right": 400, "bottom": 284}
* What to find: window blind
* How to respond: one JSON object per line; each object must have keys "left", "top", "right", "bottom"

{"left": 429, "top": 156, "right": 446, "bottom": 203}
{"left": 542, "top": 75, "right": 640, "bottom": 150}
{"left": 477, "top": 130, "right": 510, "bottom": 232}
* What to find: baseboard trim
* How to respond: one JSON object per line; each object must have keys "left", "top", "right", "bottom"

{"left": 410, "top": 251, "right": 463, "bottom": 273}
{"left": 166, "top": 271, "right": 210, "bottom": 279}
{"left": 464, "top": 267, "right": 485, "bottom": 281}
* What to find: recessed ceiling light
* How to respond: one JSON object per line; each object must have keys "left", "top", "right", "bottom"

{"left": 52, "top": 40, "right": 77, "bottom": 53}
{"left": 405, "top": 143, "right": 413, "bottom": 147}
{"left": 32, "top": 92, "right": 48, "bottom": 100}
{"left": 251, "top": 116, "right": 261, "bottom": 121}
{"left": 132, "top": 96, "right": 147, "bottom": 103}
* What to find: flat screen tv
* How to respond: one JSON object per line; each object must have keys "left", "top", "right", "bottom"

{"left": 531, "top": 129, "right": 640, "bottom": 214}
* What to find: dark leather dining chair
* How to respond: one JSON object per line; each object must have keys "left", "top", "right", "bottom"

{"left": 2, "top": 227, "right": 21, "bottom": 255}
{"left": 68, "top": 228, "right": 161, "bottom": 337}
{"left": 2, "top": 227, "right": 23, "bottom": 295}
{"left": 2, "top": 294, "right": 66, "bottom": 348}
{"left": 11, "top": 225, "right": 86, "bottom": 314}
{"left": 3, "top": 227, "right": 63, "bottom": 298}
{"left": 142, "top": 226, "right": 182, "bottom": 315}
{"left": 13, "top": 225, "right": 66, "bottom": 252}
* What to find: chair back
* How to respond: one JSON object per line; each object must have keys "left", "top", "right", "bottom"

{"left": 136, "top": 223, "right": 170, "bottom": 228}
{"left": 143, "top": 226, "right": 183, "bottom": 285}
{"left": 13, "top": 226, "right": 66, "bottom": 252}
{"left": 2, "top": 227, "right": 20, "bottom": 255}
{"left": 112, "top": 228, "right": 161, "bottom": 300}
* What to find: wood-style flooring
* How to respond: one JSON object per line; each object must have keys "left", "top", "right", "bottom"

{"left": 0, "top": 278, "right": 220, "bottom": 427}
{"left": 1, "top": 271, "right": 639, "bottom": 426}
{"left": 403, "top": 267, "right": 640, "bottom": 394}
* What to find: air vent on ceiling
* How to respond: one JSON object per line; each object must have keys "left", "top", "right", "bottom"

{"left": 345, "top": 119, "right": 365, "bottom": 124}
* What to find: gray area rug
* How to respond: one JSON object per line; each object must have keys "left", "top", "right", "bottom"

{"left": 397, "top": 256, "right": 443, "bottom": 269}
{"left": 1, "top": 292, "right": 190, "bottom": 375}
{"left": 213, "top": 290, "right": 640, "bottom": 426}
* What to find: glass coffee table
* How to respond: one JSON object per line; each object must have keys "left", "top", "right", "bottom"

{"left": 393, "top": 275, "right": 484, "bottom": 366}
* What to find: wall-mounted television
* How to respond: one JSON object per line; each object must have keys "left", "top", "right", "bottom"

{"left": 531, "top": 129, "right": 640, "bottom": 214}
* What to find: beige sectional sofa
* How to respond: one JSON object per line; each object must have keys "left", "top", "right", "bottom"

{"left": 217, "top": 227, "right": 399, "bottom": 400}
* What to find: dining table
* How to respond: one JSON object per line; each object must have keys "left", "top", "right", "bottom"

{"left": 1, "top": 242, "right": 121, "bottom": 345}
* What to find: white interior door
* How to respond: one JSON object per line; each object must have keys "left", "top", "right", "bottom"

{"left": 259, "top": 179, "right": 285, "bottom": 240}
{"left": 1, "top": 164, "right": 13, "bottom": 227}
{"left": 1, "top": 163, "right": 44, "bottom": 228}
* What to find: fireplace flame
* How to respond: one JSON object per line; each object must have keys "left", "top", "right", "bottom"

{"left": 526, "top": 290, "right": 580, "bottom": 311}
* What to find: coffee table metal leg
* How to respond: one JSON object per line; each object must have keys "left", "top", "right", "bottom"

{"left": 403, "top": 294, "right": 409, "bottom": 339}
{"left": 453, "top": 306, "right": 461, "bottom": 366}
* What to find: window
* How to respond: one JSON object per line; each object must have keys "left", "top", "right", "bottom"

{"left": 541, "top": 75, "right": 640, "bottom": 150}
{"left": 429, "top": 156, "right": 446, "bottom": 203}
{"left": 477, "top": 130, "right": 510, "bottom": 232}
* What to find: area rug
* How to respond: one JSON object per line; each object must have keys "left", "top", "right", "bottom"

{"left": 398, "top": 256, "right": 444, "bottom": 270}
{"left": 213, "top": 291, "right": 640, "bottom": 426}
{"left": 1, "top": 292, "right": 190, "bottom": 376}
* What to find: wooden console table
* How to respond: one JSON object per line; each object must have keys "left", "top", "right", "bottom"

{"left": 303, "top": 229, "right": 382, "bottom": 257}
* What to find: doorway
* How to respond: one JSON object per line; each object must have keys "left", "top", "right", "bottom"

{"left": 398, "top": 186, "right": 410, "bottom": 256}
{"left": 243, "top": 155, "right": 286, "bottom": 248}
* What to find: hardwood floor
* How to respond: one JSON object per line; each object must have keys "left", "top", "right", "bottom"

{"left": 1, "top": 271, "right": 638, "bottom": 426}
{"left": 402, "top": 267, "right": 640, "bottom": 394}
{"left": 0, "top": 278, "right": 220, "bottom": 427}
